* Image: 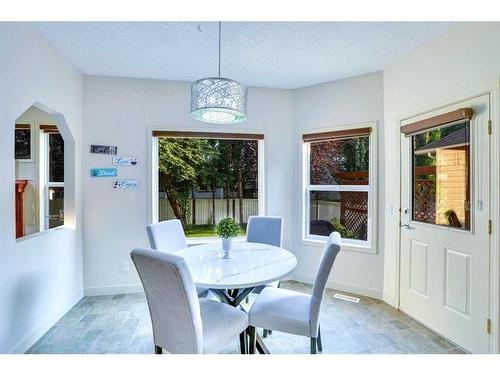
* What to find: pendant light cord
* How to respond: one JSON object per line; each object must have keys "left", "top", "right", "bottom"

{"left": 218, "top": 21, "right": 221, "bottom": 78}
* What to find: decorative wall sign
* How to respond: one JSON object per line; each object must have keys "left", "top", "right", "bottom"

{"left": 90, "top": 145, "right": 118, "bottom": 155}
{"left": 90, "top": 168, "right": 117, "bottom": 177}
{"left": 113, "top": 156, "right": 138, "bottom": 166}
{"left": 113, "top": 179, "right": 139, "bottom": 189}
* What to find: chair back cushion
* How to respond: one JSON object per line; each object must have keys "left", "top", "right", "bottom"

{"left": 146, "top": 219, "right": 188, "bottom": 252}
{"left": 131, "top": 248, "right": 203, "bottom": 353}
{"left": 310, "top": 232, "right": 342, "bottom": 336}
{"left": 246, "top": 216, "right": 283, "bottom": 247}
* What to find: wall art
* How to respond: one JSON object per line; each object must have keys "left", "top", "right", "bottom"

{"left": 90, "top": 168, "right": 117, "bottom": 177}
{"left": 90, "top": 145, "right": 118, "bottom": 155}
{"left": 112, "top": 156, "right": 138, "bottom": 166}
{"left": 113, "top": 179, "right": 139, "bottom": 189}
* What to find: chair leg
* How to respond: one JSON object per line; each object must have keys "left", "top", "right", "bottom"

{"left": 248, "top": 326, "right": 256, "bottom": 354}
{"left": 239, "top": 332, "right": 247, "bottom": 354}
{"left": 266, "top": 283, "right": 278, "bottom": 337}
{"left": 317, "top": 325, "right": 322, "bottom": 352}
{"left": 155, "top": 345, "right": 162, "bottom": 354}
{"left": 310, "top": 338, "right": 317, "bottom": 354}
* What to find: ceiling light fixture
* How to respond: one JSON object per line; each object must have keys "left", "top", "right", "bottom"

{"left": 190, "top": 22, "right": 247, "bottom": 124}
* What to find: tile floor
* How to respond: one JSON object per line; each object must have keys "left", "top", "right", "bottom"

{"left": 27, "top": 281, "right": 465, "bottom": 354}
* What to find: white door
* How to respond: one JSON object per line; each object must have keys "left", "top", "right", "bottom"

{"left": 399, "top": 94, "right": 491, "bottom": 353}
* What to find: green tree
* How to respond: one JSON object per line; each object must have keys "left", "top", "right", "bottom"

{"left": 158, "top": 138, "right": 208, "bottom": 229}
{"left": 235, "top": 140, "right": 258, "bottom": 223}
{"left": 197, "top": 139, "right": 222, "bottom": 226}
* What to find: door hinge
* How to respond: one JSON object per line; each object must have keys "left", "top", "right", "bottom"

{"left": 488, "top": 120, "right": 492, "bottom": 135}
{"left": 488, "top": 220, "right": 492, "bottom": 235}
{"left": 487, "top": 318, "right": 492, "bottom": 334}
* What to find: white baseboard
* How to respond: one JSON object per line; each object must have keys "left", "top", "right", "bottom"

{"left": 84, "top": 277, "right": 382, "bottom": 300}
{"left": 84, "top": 283, "right": 144, "bottom": 296}
{"left": 383, "top": 292, "right": 398, "bottom": 307}
{"left": 10, "top": 288, "right": 83, "bottom": 354}
{"left": 291, "top": 273, "right": 383, "bottom": 300}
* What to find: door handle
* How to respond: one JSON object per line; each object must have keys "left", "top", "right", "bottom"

{"left": 401, "top": 223, "right": 415, "bottom": 230}
{"left": 401, "top": 208, "right": 415, "bottom": 229}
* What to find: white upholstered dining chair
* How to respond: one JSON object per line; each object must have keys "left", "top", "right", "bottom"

{"left": 131, "top": 248, "right": 249, "bottom": 354}
{"left": 146, "top": 219, "right": 187, "bottom": 253}
{"left": 146, "top": 219, "right": 209, "bottom": 298}
{"left": 245, "top": 215, "right": 284, "bottom": 336}
{"left": 248, "top": 232, "right": 342, "bottom": 354}
{"left": 246, "top": 215, "right": 283, "bottom": 248}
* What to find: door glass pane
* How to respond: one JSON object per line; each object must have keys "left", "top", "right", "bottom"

{"left": 412, "top": 121, "right": 470, "bottom": 230}
{"left": 309, "top": 190, "right": 368, "bottom": 241}
{"left": 310, "top": 136, "right": 369, "bottom": 185}
{"left": 48, "top": 186, "right": 64, "bottom": 229}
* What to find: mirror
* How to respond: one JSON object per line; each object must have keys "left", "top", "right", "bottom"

{"left": 15, "top": 105, "right": 65, "bottom": 239}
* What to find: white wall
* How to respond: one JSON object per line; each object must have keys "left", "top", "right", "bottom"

{"left": 82, "top": 76, "right": 293, "bottom": 295}
{"left": 0, "top": 24, "right": 83, "bottom": 353}
{"left": 291, "top": 72, "right": 385, "bottom": 298}
{"left": 382, "top": 22, "right": 500, "bottom": 307}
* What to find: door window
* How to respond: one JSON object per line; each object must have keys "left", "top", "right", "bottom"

{"left": 411, "top": 121, "right": 471, "bottom": 230}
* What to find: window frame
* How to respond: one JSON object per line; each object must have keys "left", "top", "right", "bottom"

{"left": 301, "top": 122, "right": 377, "bottom": 253}
{"left": 150, "top": 130, "right": 266, "bottom": 245}
{"left": 39, "top": 129, "right": 65, "bottom": 231}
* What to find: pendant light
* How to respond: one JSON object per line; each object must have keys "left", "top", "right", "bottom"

{"left": 190, "top": 22, "right": 247, "bottom": 124}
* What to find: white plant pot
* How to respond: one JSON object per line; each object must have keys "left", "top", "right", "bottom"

{"left": 221, "top": 237, "right": 233, "bottom": 259}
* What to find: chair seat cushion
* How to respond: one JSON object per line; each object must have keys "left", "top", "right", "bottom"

{"left": 249, "top": 287, "right": 312, "bottom": 337}
{"left": 199, "top": 298, "right": 248, "bottom": 354}
{"left": 251, "top": 280, "right": 279, "bottom": 294}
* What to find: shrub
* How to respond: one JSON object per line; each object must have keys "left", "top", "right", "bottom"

{"left": 216, "top": 218, "right": 240, "bottom": 238}
{"left": 331, "top": 216, "right": 355, "bottom": 239}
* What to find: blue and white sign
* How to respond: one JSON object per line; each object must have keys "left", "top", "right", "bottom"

{"left": 113, "top": 156, "right": 138, "bottom": 166}
{"left": 90, "top": 168, "right": 117, "bottom": 177}
{"left": 113, "top": 179, "right": 139, "bottom": 189}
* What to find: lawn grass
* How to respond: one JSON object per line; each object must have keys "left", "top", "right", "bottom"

{"left": 185, "top": 224, "right": 247, "bottom": 238}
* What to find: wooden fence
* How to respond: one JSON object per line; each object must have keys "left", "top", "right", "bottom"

{"left": 159, "top": 198, "right": 259, "bottom": 225}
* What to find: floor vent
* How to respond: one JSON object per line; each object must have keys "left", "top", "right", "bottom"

{"left": 333, "top": 293, "right": 360, "bottom": 303}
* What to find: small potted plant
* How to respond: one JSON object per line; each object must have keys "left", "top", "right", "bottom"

{"left": 216, "top": 218, "right": 240, "bottom": 259}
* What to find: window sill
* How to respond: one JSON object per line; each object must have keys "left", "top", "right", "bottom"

{"left": 300, "top": 238, "right": 376, "bottom": 254}
{"left": 15, "top": 225, "right": 71, "bottom": 243}
{"left": 187, "top": 236, "right": 247, "bottom": 246}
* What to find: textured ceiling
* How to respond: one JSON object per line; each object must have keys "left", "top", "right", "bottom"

{"left": 35, "top": 22, "right": 453, "bottom": 89}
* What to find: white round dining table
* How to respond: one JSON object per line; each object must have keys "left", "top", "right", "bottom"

{"left": 176, "top": 240, "right": 297, "bottom": 291}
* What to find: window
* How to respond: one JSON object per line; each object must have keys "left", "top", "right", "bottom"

{"left": 152, "top": 131, "right": 264, "bottom": 239}
{"left": 15, "top": 124, "right": 33, "bottom": 161}
{"left": 41, "top": 126, "right": 64, "bottom": 229}
{"left": 303, "top": 126, "right": 375, "bottom": 249}
{"left": 411, "top": 121, "right": 471, "bottom": 230}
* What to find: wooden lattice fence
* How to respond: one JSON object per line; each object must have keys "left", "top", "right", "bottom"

{"left": 413, "top": 179, "right": 436, "bottom": 224}
{"left": 337, "top": 172, "right": 369, "bottom": 241}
